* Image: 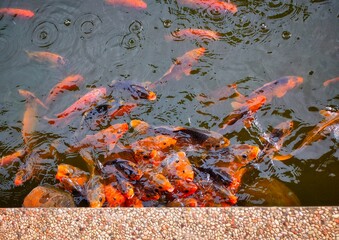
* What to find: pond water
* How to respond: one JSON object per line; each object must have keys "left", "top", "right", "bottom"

{"left": 0, "top": 0, "right": 338, "bottom": 207}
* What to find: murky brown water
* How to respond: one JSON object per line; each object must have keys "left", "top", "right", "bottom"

{"left": 0, "top": 0, "right": 338, "bottom": 207}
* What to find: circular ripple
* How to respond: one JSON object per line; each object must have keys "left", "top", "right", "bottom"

{"left": 75, "top": 13, "right": 102, "bottom": 39}
{"left": 264, "top": 0, "right": 301, "bottom": 21}
{"left": 129, "top": 20, "right": 143, "bottom": 34}
{"left": 121, "top": 32, "right": 141, "bottom": 49}
{"left": 0, "top": 34, "right": 18, "bottom": 64}
{"left": 31, "top": 21, "right": 59, "bottom": 47}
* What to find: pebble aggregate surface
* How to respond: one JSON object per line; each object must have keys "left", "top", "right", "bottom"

{"left": 0, "top": 207, "right": 338, "bottom": 239}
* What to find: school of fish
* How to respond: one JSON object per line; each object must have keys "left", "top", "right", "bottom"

{"left": 0, "top": 1, "right": 338, "bottom": 208}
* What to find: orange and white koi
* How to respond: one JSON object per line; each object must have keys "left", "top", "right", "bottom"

{"left": 104, "top": 184, "right": 126, "bottom": 207}
{"left": 45, "top": 74, "right": 84, "bottom": 105}
{"left": 26, "top": 51, "right": 66, "bottom": 66}
{"left": 18, "top": 89, "right": 48, "bottom": 146}
{"left": 152, "top": 47, "right": 206, "bottom": 87}
{"left": 177, "top": 0, "right": 237, "bottom": 14}
{"left": 323, "top": 77, "right": 339, "bottom": 87}
{"left": 165, "top": 28, "right": 220, "bottom": 41}
{"left": 55, "top": 87, "right": 106, "bottom": 119}
{"left": 232, "top": 76, "right": 304, "bottom": 108}
{"left": 105, "top": 0, "right": 147, "bottom": 9}
{"left": 0, "top": 8, "right": 34, "bottom": 18}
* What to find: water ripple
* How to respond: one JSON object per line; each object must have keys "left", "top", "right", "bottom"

{"left": 75, "top": 13, "right": 102, "bottom": 39}
{"left": 0, "top": 33, "right": 19, "bottom": 65}
{"left": 31, "top": 21, "right": 59, "bottom": 48}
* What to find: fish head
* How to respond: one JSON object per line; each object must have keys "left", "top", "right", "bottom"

{"left": 130, "top": 119, "right": 150, "bottom": 134}
{"left": 86, "top": 176, "right": 105, "bottom": 208}
{"left": 231, "top": 144, "right": 261, "bottom": 164}
{"left": 151, "top": 173, "right": 174, "bottom": 192}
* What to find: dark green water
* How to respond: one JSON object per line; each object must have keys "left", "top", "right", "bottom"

{"left": 0, "top": 0, "right": 338, "bottom": 207}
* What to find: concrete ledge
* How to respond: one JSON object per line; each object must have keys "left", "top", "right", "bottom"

{"left": 0, "top": 207, "right": 338, "bottom": 239}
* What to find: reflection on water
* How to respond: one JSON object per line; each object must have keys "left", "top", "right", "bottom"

{"left": 0, "top": 0, "right": 338, "bottom": 207}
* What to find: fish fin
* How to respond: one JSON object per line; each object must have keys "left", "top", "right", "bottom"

{"left": 183, "top": 66, "right": 192, "bottom": 76}
{"left": 231, "top": 101, "right": 244, "bottom": 110}
{"left": 271, "top": 153, "right": 293, "bottom": 161}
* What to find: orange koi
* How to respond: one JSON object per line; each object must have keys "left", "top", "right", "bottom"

{"left": 177, "top": 0, "right": 237, "bottom": 14}
{"left": 131, "top": 135, "right": 177, "bottom": 151}
{"left": 162, "top": 152, "right": 194, "bottom": 182}
{"left": 152, "top": 47, "right": 206, "bottom": 87}
{"left": 105, "top": 0, "right": 147, "bottom": 9}
{"left": 146, "top": 172, "right": 174, "bottom": 192}
{"left": 55, "top": 164, "right": 90, "bottom": 192}
{"left": 0, "top": 8, "right": 34, "bottom": 18}
{"left": 45, "top": 74, "right": 84, "bottom": 105}
{"left": 72, "top": 123, "right": 129, "bottom": 152}
{"left": 18, "top": 89, "right": 48, "bottom": 146}
{"left": 125, "top": 196, "right": 143, "bottom": 207}
{"left": 171, "top": 180, "right": 198, "bottom": 198}
{"left": 0, "top": 149, "right": 25, "bottom": 166}
{"left": 220, "top": 95, "right": 266, "bottom": 129}
{"left": 26, "top": 51, "right": 66, "bottom": 66}
{"left": 104, "top": 184, "right": 126, "bottom": 207}
{"left": 108, "top": 102, "right": 137, "bottom": 119}
{"left": 55, "top": 87, "right": 106, "bottom": 118}
{"left": 165, "top": 28, "right": 220, "bottom": 41}
{"left": 323, "top": 77, "right": 339, "bottom": 87}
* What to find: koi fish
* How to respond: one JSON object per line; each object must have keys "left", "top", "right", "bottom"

{"left": 196, "top": 83, "right": 238, "bottom": 103}
{"left": 23, "top": 185, "right": 75, "bottom": 207}
{"left": 144, "top": 172, "right": 174, "bottom": 192}
{"left": 55, "top": 87, "right": 106, "bottom": 119}
{"left": 220, "top": 95, "right": 267, "bottom": 130}
{"left": 105, "top": 0, "right": 147, "bottom": 9}
{"left": 104, "top": 184, "right": 126, "bottom": 207}
{"left": 177, "top": 0, "right": 237, "bottom": 14}
{"left": 45, "top": 74, "right": 84, "bottom": 105}
{"left": 72, "top": 123, "right": 129, "bottom": 152}
{"left": 105, "top": 159, "right": 142, "bottom": 181}
{"left": 55, "top": 164, "right": 90, "bottom": 192}
{"left": 108, "top": 80, "right": 156, "bottom": 101}
{"left": 258, "top": 120, "right": 294, "bottom": 161}
{"left": 0, "top": 8, "right": 34, "bottom": 18}
{"left": 86, "top": 175, "right": 105, "bottom": 208}
{"left": 104, "top": 164, "right": 135, "bottom": 199}
{"left": 232, "top": 76, "right": 304, "bottom": 109}
{"left": 131, "top": 135, "right": 177, "bottom": 151}
{"left": 131, "top": 119, "right": 229, "bottom": 150}
{"left": 165, "top": 28, "right": 220, "bottom": 41}
{"left": 323, "top": 77, "right": 339, "bottom": 87}
{"left": 26, "top": 51, "right": 66, "bottom": 66}
{"left": 0, "top": 149, "right": 25, "bottom": 166}
{"left": 152, "top": 47, "right": 206, "bottom": 87}
{"left": 161, "top": 152, "right": 194, "bottom": 182}
{"left": 274, "top": 109, "right": 339, "bottom": 161}
{"left": 18, "top": 89, "right": 48, "bottom": 147}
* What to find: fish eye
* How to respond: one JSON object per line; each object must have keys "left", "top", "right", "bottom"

{"left": 241, "top": 154, "right": 247, "bottom": 159}
{"left": 99, "top": 197, "right": 103, "bottom": 202}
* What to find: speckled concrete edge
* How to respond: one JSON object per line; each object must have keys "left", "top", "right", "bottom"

{"left": 0, "top": 207, "right": 338, "bottom": 239}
